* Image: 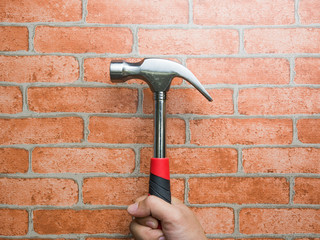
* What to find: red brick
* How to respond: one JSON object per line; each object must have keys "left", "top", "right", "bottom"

{"left": 88, "top": 117, "right": 185, "bottom": 144}
{"left": 87, "top": 0, "right": 188, "bottom": 24}
{"left": 245, "top": 28, "right": 320, "bottom": 53}
{"left": 189, "top": 177, "right": 289, "bottom": 204}
{"left": 0, "top": 26, "right": 28, "bottom": 51}
{"left": 194, "top": 0, "right": 294, "bottom": 25}
{"left": 0, "top": 148, "right": 28, "bottom": 173}
{"left": 0, "top": 0, "right": 82, "bottom": 22}
{"left": 191, "top": 207, "right": 234, "bottom": 234}
{"left": 143, "top": 88, "right": 233, "bottom": 115}
{"left": 190, "top": 118, "right": 292, "bottom": 145}
{"left": 0, "top": 56, "right": 79, "bottom": 83}
{"left": 28, "top": 87, "right": 138, "bottom": 113}
{"left": 0, "top": 178, "right": 77, "bottom": 206}
{"left": 0, "top": 117, "right": 83, "bottom": 145}
{"left": 0, "top": 86, "right": 22, "bottom": 114}
{"left": 33, "top": 209, "right": 130, "bottom": 234}
{"left": 295, "top": 58, "right": 320, "bottom": 84}
{"left": 238, "top": 88, "right": 320, "bottom": 115}
{"left": 32, "top": 147, "right": 135, "bottom": 173}
{"left": 240, "top": 208, "right": 320, "bottom": 234}
{"left": 0, "top": 209, "right": 28, "bottom": 235}
{"left": 297, "top": 119, "right": 320, "bottom": 143}
{"left": 83, "top": 177, "right": 184, "bottom": 205}
{"left": 243, "top": 148, "right": 320, "bottom": 174}
{"left": 187, "top": 58, "right": 290, "bottom": 85}
{"left": 139, "top": 29, "right": 238, "bottom": 55}
{"left": 299, "top": 0, "right": 320, "bottom": 24}
{"left": 34, "top": 27, "right": 132, "bottom": 53}
{"left": 140, "top": 147, "right": 238, "bottom": 174}
{"left": 84, "top": 57, "right": 183, "bottom": 85}
{"left": 294, "top": 178, "right": 320, "bottom": 204}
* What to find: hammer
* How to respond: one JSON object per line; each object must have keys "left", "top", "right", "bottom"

{"left": 110, "top": 58, "right": 212, "bottom": 204}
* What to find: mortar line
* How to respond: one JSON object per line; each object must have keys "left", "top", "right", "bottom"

{"left": 188, "top": 0, "right": 194, "bottom": 25}
{"left": 76, "top": 56, "right": 85, "bottom": 83}
{"left": 289, "top": 56, "right": 296, "bottom": 85}
{"left": 27, "top": 25, "right": 35, "bottom": 53}
{"left": 233, "top": 206, "right": 240, "bottom": 235}
{"left": 1, "top": 51, "right": 320, "bottom": 59}
{"left": 82, "top": 0, "right": 88, "bottom": 23}
{"left": 21, "top": 85, "right": 29, "bottom": 113}
{"left": 295, "top": 0, "right": 301, "bottom": 24}
{"left": 239, "top": 28, "right": 245, "bottom": 54}
{"left": 292, "top": 117, "right": 300, "bottom": 145}
{"left": 289, "top": 176, "right": 296, "bottom": 205}
{"left": 2, "top": 171, "right": 320, "bottom": 179}
{"left": 131, "top": 25, "right": 139, "bottom": 55}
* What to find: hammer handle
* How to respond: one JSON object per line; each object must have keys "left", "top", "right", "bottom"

{"left": 149, "top": 158, "right": 171, "bottom": 204}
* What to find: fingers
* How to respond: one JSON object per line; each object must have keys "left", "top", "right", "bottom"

{"left": 135, "top": 216, "right": 159, "bottom": 229}
{"left": 127, "top": 195, "right": 177, "bottom": 221}
{"left": 130, "top": 219, "right": 164, "bottom": 240}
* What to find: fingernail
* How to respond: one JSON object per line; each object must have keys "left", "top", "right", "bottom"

{"left": 159, "top": 236, "right": 166, "bottom": 240}
{"left": 127, "top": 202, "right": 138, "bottom": 214}
{"left": 146, "top": 221, "right": 156, "bottom": 229}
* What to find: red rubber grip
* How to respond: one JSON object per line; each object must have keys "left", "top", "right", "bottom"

{"left": 150, "top": 158, "right": 170, "bottom": 180}
{"left": 149, "top": 158, "right": 171, "bottom": 204}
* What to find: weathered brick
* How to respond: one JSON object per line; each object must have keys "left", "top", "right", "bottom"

{"left": 0, "top": 0, "right": 82, "bottom": 22}
{"left": 191, "top": 207, "right": 234, "bottom": 234}
{"left": 87, "top": 0, "right": 188, "bottom": 24}
{"left": 0, "top": 209, "right": 28, "bottom": 235}
{"left": 190, "top": 118, "right": 293, "bottom": 145}
{"left": 297, "top": 119, "right": 320, "bottom": 143}
{"left": 33, "top": 209, "right": 130, "bottom": 234}
{"left": 28, "top": 87, "right": 138, "bottom": 113}
{"left": 139, "top": 29, "right": 238, "bottom": 55}
{"left": 0, "top": 56, "right": 79, "bottom": 83}
{"left": 0, "top": 117, "right": 83, "bottom": 145}
{"left": 88, "top": 117, "right": 185, "bottom": 144}
{"left": 143, "top": 88, "right": 233, "bottom": 115}
{"left": 240, "top": 208, "right": 320, "bottom": 234}
{"left": 299, "top": 0, "right": 320, "bottom": 24}
{"left": 34, "top": 26, "right": 132, "bottom": 53}
{"left": 0, "top": 178, "right": 78, "bottom": 206}
{"left": 0, "top": 86, "right": 22, "bottom": 114}
{"left": 83, "top": 177, "right": 184, "bottom": 205}
{"left": 245, "top": 28, "right": 320, "bottom": 53}
{"left": 0, "top": 26, "right": 28, "bottom": 51}
{"left": 189, "top": 177, "right": 289, "bottom": 204}
{"left": 194, "top": 0, "right": 294, "bottom": 25}
{"left": 295, "top": 58, "right": 320, "bottom": 84}
{"left": 0, "top": 148, "right": 29, "bottom": 173}
{"left": 238, "top": 88, "right": 320, "bottom": 115}
{"left": 243, "top": 148, "right": 320, "bottom": 173}
{"left": 187, "top": 58, "right": 290, "bottom": 85}
{"left": 32, "top": 147, "right": 135, "bottom": 173}
{"left": 140, "top": 147, "right": 238, "bottom": 174}
{"left": 294, "top": 178, "right": 320, "bottom": 204}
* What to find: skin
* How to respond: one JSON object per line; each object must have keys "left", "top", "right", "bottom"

{"left": 127, "top": 195, "right": 208, "bottom": 240}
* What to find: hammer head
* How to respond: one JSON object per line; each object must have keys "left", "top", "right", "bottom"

{"left": 110, "top": 58, "right": 212, "bottom": 101}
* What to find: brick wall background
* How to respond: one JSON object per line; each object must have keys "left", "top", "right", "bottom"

{"left": 0, "top": 0, "right": 319, "bottom": 239}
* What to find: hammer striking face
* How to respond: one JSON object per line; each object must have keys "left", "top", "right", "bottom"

{"left": 110, "top": 58, "right": 212, "bottom": 204}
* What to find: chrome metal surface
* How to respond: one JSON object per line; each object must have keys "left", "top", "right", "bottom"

{"left": 154, "top": 92, "right": 166, "bottom": 158}
{"left": 110, "top": 58, "right": 213, "bottom": 101}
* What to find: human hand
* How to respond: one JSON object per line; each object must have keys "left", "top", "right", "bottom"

{"left": 127, "top": 195, "right": 207, "bottom": 240}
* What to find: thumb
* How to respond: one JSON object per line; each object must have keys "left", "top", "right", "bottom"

{"left": 127, "top": 195, "right": 175, "bottom": 221}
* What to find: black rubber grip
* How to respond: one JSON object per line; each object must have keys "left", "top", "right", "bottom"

{"left": 149, "top": 173, "right": 171, "bottom": 203}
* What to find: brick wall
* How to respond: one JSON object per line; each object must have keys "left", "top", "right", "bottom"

{"left": 0, "top": 0, "right": 319, "bottom": 239}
